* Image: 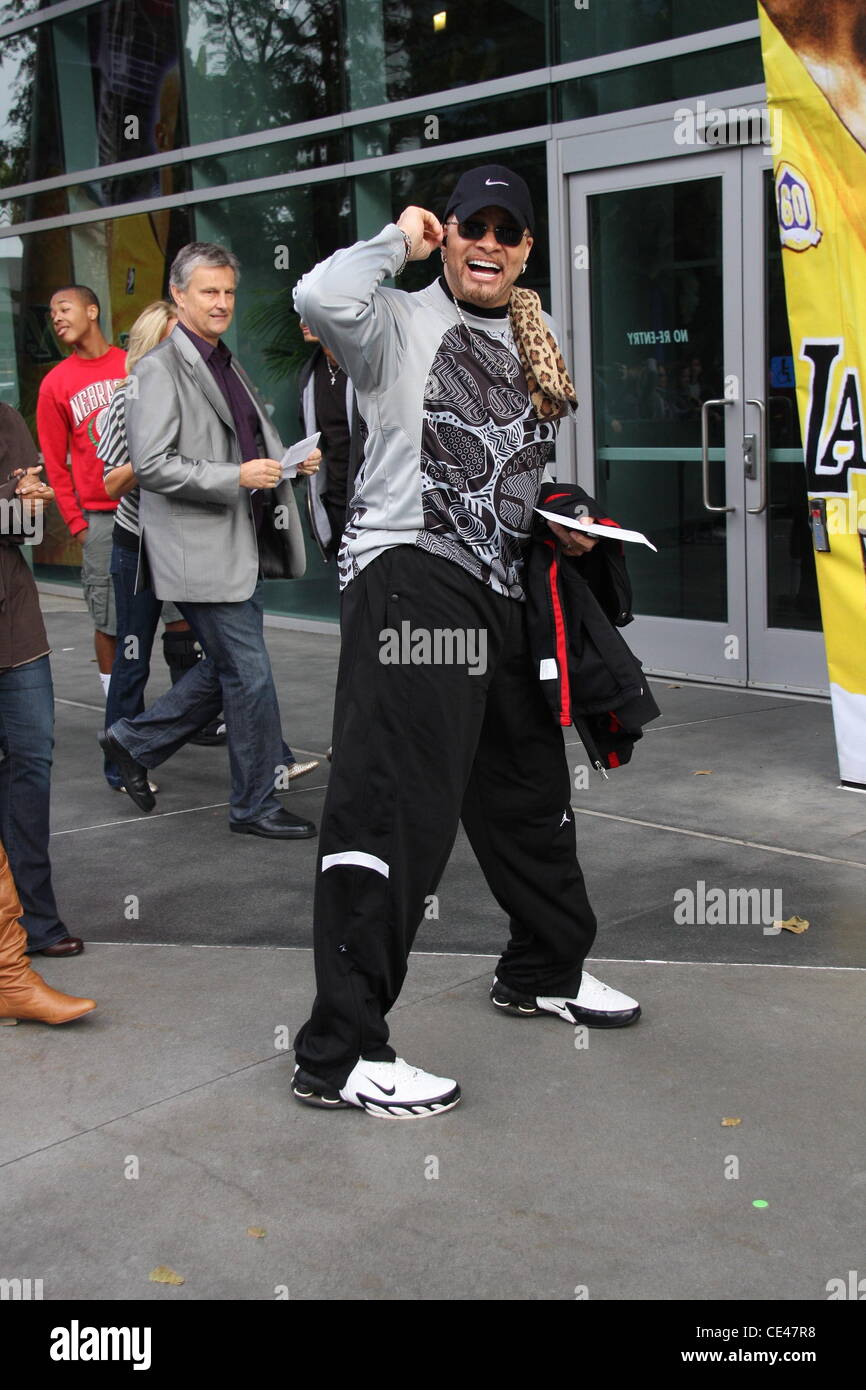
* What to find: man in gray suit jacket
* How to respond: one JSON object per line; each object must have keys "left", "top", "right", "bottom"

{"left": 100, "top": 242, "right": 318, "bottom": 839}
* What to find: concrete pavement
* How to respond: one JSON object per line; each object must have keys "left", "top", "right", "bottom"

{"left": 2, "top": 591, "right": 863, "bottom": 1301}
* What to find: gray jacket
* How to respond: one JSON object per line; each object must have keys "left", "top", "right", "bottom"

{"left": 125, "top": 327, "right": 306, "bottom": 603}
{"left": 294, "top": 223, "right": 558, "bottom": 596}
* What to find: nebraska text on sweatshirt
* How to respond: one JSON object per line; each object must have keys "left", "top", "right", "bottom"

{"left": 36, "top": 346, "right": 126, "bottom": 536}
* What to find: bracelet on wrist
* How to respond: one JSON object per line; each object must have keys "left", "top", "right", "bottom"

{"left": 396, "top": 229, "right": 413, "bottom": 277}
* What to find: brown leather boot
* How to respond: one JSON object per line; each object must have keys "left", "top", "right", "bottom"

{"left": 0, "top": 847, "right": 96, "bottom": 1025}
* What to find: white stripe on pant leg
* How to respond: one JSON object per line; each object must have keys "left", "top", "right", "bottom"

{"left": 321, "top": 851, "right": 390, "bottom": 879}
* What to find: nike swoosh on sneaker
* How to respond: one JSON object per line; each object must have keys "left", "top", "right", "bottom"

{"left": 367, "top": 1077, "right": 396, "bottom": 1096}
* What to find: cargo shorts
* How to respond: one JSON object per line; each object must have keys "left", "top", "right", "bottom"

{"left": 80, "top": 510, "right": 117, "bottom": 636}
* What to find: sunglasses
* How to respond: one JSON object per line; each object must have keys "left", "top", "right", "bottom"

{"left": 446, "top": 218, "right": 526, "bottom": 248}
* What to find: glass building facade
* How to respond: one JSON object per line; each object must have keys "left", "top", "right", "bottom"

{"left": 1, "top": 0, "right": 766, "bottom": 631}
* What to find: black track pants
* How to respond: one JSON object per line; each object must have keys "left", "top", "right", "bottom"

{"left": 293, "top": 547, "right": 597, "bottom": 1086}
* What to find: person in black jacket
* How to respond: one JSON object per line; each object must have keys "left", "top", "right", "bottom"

{"left": 528, "top": 482, "right": 661, "bottom": 772}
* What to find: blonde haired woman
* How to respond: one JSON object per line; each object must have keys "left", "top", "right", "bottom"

{"left": 97, "top": 300, "right": 226, "bottom": 788}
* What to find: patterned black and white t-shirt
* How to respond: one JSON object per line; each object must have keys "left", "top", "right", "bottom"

{"left": 416, "top": 309, "right": 556, "bottom": 599}
{"left": 339, "top": 300, "right": 556, "bottom": 600}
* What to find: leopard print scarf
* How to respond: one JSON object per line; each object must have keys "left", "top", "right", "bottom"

{"left": 508, "top": 287, "right": 577, "bottom": 421}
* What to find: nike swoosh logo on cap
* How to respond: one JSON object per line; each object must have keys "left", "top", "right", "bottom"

{"left": 485, "top": 178, "right": 509, "bottom": 185}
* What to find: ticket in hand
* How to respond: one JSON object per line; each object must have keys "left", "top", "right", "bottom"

{"left": 279, "top": 432, "right": 321, "bottom": 480}
{"left": 535, "top": 508, "right": 658, "bottom": 552}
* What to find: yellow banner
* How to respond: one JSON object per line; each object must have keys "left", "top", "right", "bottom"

{"left": 759, "top": 2, "right": 866, "bottom": 786}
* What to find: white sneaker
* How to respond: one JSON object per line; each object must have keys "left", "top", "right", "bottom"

{"left": 292, "top": 1056, "right": 461, "bottom": 1118}
{"left": 491, "top": 972, "right": 640, "bottom": 1028}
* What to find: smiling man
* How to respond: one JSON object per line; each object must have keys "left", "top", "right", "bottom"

{"left": 291, "top": 164, "right": 641, "bottom": 1120}
{"left": 37, "top": 286, "right": 127, "bottom": 709}
{"left": 101, "top": 242, "right": 318, "bottom": 839}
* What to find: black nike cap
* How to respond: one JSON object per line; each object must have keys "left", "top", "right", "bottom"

{"left": 443, "top": 164, "right": 535, "bottom": 236}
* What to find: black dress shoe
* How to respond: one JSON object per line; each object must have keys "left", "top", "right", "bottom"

{"left": 188, "top": 716, "right": 227, "bottom": 747}
{"left": 34, "top": 936, "right": 84, "bottom": 957}
{"left": 98, "top": 731, "right": 155, "bottom": 813}
{"left": 229, "top": 808, "right": 317, "bottom": 840}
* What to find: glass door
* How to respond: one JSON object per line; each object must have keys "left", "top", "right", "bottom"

{"left": 568, "top": 147, "right": 826, "bottom": 691}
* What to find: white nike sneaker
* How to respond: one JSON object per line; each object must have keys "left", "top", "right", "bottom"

{"left": 292, "top": 1056, "right": 461, "bottom": 1118}
{"left": 490, "top": 972, "right": 641, "bottom": 1028}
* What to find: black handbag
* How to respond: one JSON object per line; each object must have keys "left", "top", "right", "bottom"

{"left": 257, "top": 491, "right": 294, "bottom": 580}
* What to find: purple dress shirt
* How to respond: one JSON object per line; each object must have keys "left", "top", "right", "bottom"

{"left": 178, "top": 321, "right": 266, "bottom": 529}
{"left": 178, "top": 322, "right": 261, "bottom": 463}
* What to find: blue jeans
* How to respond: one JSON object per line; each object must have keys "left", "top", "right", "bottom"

{"left": 104, "top": 541, "right": 163, "bottom": 788}
{"left": 112, "top": 582, "right": 288, "bottom": 822}
{"left": 0, "top": 654, "right": 67, "bottom": 951}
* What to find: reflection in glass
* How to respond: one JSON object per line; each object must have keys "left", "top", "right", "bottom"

{"left": 53, "top": 1, "right": 184, "bottom": 182}
{"left": 350, "top": 89, "right": 549, "bottom": 163}
{"left": 556, "top": 0, "right": 757, "bottom": 62}
{"left": 0, "top": 25, "right": 64, "bottom": 195}
{"left": 192, "top": 135, "right": 345, "bottom": 190}
{"left": 346, "top": 0, "right": 549, "bottom": 108}
{"left": 0, "top": 25, "right": 39, "bottom": 190}
{"left": 557, "top": 41, "right": 764, "bottom": 123}
{"left": 180, "top": 0, "right": 343, "bottom": 144}
{"left": 589, "top": 179, "right": 726, "bottom": 621}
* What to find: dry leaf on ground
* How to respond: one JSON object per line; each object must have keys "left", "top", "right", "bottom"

{"left": 721, "top": 1117, "right": 742, "bottom": 1127}
{"left": 773, "top": 915, "right": 809, "bottom": 933}
{"left": 148, "top": 1265, "right": 184, "bottom": 1285}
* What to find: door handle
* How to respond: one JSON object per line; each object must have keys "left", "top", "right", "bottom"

{"left": 745, "top": 398, "right": 767, "bottom": 514}
{"left": 701, "top": 397, "right": 734, "bottom": 512}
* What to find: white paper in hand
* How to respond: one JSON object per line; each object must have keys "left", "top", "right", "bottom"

{"left": 280, "top": 432, "right": 320, "bottom": 480}
{"left": 535, "top": 508, "right": 657, "bottom": 552}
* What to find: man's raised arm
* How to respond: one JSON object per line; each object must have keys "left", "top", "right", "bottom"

{"left": 293, "top": 207, "right": 444, "bottom": 393}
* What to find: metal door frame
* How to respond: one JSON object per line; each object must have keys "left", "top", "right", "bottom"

{"left": 567, "top": 150, "right": 748, "bottom": 683}
{"left": 560, "top": 109, "right": 828, "bottom": 692}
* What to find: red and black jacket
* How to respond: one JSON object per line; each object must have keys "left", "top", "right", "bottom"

{"left": 527, "top": 482, "right": 660, "bottom": 772}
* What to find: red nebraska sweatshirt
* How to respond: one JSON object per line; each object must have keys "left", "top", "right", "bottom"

{"left": 36, "top": 346, "right": 127, "bottom": 536}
